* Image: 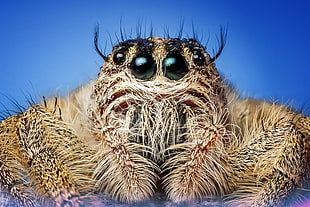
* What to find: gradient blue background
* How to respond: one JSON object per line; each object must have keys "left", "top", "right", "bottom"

{"left": 0, "top": 0, "right": 309, "bottom": 115}
{"left": 0, "top": 1, "right": 310, "bottom": 205}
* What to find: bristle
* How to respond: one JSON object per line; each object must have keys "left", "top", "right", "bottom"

{"left": 210, "top": 25, "right": 228, "bottom": 63}
{"left": 94, "top": 25, "right": 108, "bottom": 61}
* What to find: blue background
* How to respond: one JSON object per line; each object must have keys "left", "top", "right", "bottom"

{"left": 0, "top": 0, "right": 309, "bottom": 115}
{"left": 0, "top": 1, "right": 310, "bottom": 205}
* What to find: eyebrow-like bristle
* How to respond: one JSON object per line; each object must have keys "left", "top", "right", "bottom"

{"left": 210, "top": 26, "right": 227, "bottom": 63}
{"left": 94, "top": 25, "right": 108, "bottom": 61}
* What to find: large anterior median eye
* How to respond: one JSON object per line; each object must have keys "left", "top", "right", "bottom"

{"left": 163, "top": 54, "right": 189, "bottom": 80}
{"left": 130, "top": 54, "right": 156, "bottom": 80}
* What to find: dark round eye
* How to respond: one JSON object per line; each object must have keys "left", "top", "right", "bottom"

{"left": 193, "top": 50, "right": 205, "bottom": 66}
{"left": 163, "top": 54, "right": 189, "bottom": 80}
{"left": 130, "top": 54, "right": 156, "bottom": 80}
{"left": 113, "top": 51, "right": 126, "bottom": 65}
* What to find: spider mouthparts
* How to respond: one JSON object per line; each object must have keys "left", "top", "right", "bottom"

{"left": 181, "top": 100, "right": 198, "bottom": 107}
{"left": 107, "top": 89, "right": 130, "bottom": 105}
{"left": 155, "top": 94, "right": 170, "bottom": 102}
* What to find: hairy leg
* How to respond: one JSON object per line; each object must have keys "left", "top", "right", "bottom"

{"left": 92, "top": 124, "right": 159, "bottom": 203}
{"left": 0, "top": 116, "right": 36, "bottom": 206}
{"left": 162, "top": 107, "right": 234, "bottom": 203}
{"left": 228, "top": 99, "right": 310, "bottom": 207}
{"left": 1, "top": 105, "right": 96, "bottom": 206}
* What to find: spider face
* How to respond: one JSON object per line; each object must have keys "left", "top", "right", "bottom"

{"left": 89, "top": 37, "right": 228, "bottom": 163}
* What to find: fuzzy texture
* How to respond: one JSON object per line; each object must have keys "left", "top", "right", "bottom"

{"left": 0, "top": 36, "right": 309, "bottom": 207}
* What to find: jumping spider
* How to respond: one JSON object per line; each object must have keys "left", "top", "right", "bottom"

{"left": 0, "top": 28, "right": 309, "bottom": 207}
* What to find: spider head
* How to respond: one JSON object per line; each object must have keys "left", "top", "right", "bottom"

{"left": 90, "top": 37, "right": 228, "bottom": 162}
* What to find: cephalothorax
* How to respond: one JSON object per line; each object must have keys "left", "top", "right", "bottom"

{"left": 0, "top": 29, "right": 309, "bottom": 207}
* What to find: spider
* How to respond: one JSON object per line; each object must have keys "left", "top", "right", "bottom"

{"left": 0, "top": 27, "right": 309, "bottom": 207}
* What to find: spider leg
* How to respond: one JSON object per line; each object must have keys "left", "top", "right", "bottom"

{"left": 1, "top": 105, "right": 98, "bottom": 206}
{"left": 162, "top": 121, "right": 234, "bottom": 203}
{"left": 92, "top": 126, "right": 159, "bottom": 203}
{"left": 0, "top": 116, "right": 36, "bottom": 206}
{"left": 227, "top": 100, "right": 310, "bottom": 207}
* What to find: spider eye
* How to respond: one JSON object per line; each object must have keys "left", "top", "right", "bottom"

{"left": 193, "top": 50, "right": 205, "bottom": 66}
{"left": 163, "top": 54, "right": 189, "bottom": 80}
{"left": 113, "top": 51, "right": 126, "bottom": 65}
{"left": 131, "top": 54, "right": 156, "bottom": 80}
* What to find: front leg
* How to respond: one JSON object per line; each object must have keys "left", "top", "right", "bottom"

{"left": 92, "top": 126, "right": 159, "bottom": 203}
{"left": 228, "top": 100, "right": 310, "bottom": 207}
{"left": 16, "top": 105, "right": 96, "bottom": 206}
{"left": 1, "top": 115, "right": 37, "bottom": 207}
{"left": 256, "top": 128, "right": 308, "bottom": 206}
{"left": 163, "top": 122, "right": 234, "bottom": 203}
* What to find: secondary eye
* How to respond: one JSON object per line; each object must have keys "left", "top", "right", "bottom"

{"left": 130, "top": 54, "right": 156, "bottom": 80}
{"left": 163, "top": 54, "right": 189, "bottom": 80}
{"left": 193, "top": 50, "right": 205, "bottom": 66}
{"left": 113, "top": 51, "right": 126, "bottom": 65}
